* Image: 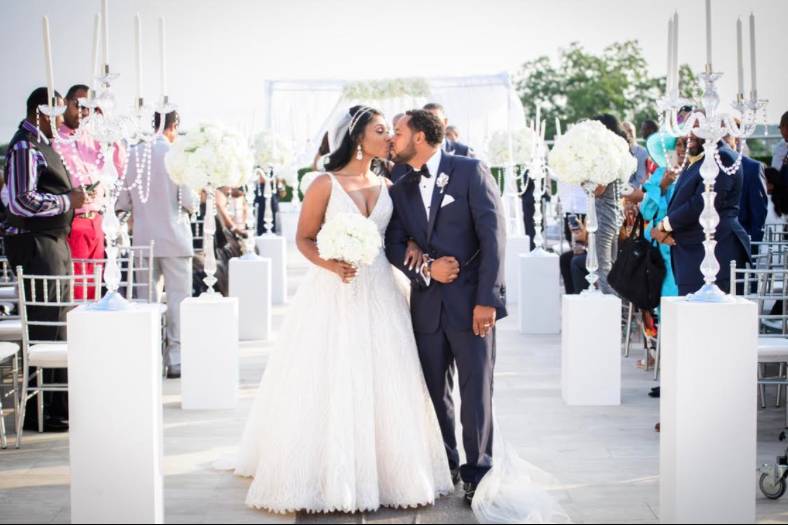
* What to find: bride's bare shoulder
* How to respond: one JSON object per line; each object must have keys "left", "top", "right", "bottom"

{"left": 303, "top": 172, "right": 334, "bottom": 199}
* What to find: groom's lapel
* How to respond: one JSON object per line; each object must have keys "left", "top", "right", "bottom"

{"left": 426, "top": 153, "right": 452, "bottom": 246}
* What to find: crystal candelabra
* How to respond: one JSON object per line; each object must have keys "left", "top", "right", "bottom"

{"left": 201, "top": 184, "right": 219, "bottom": 295}
{"left": 39, "top": 65, "right": 176, "bottom": 310}
{"left": 240, "top": 179, "right": 261, "bottom": 260}
{"left": 259, "top": 167, "right": 278, "bottom": 237}
{"left": 658, "top": 69, "right": 766, "bottom": 302}
{"left": 526, "top": 133, "right": 549, "bottom": 254}
{"left": 581, "top": 182, "right": 601, "bottom": 294}
{"left": 503, "top": 164, "right": 526, "bottom": 238}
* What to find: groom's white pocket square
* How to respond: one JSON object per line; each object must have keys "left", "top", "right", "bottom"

{"left": 441, "top": 195, "right": 456, "bottom": 208}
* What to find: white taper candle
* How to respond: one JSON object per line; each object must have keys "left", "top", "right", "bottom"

{"left": 666, "top": 17, "right": 674, "bottom": 95}
{"left": 672, "top": 12, "right": 679, "bottom": 91}
{"left": 749, "top": 12, "right": 758, "bottom": 99}
{"left": 135, "top": 13, "right": 143, "bottom": 101}
{"left": 102, "top": 0, "right": 110, "bottom": 69}
{"left": 159, "top": 17, "right": 168, "bottom": 98}
{"left": 736, "top": 18, "right": 744, "bottom": 96}
{"left": 705, "top": 0, "right": 712, "bottom": 69}
{"left": 91, "top": 13, "right": 101, "bottom": 81}
{"left": 42, "top": 17, "right": 55, "bottom": 105}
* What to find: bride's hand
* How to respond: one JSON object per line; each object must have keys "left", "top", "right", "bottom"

{"left": 328, "top": 260, "right": 358, "bottom": 284}
{"left": 404, "top": 240, "right": 424, "bottom": 272}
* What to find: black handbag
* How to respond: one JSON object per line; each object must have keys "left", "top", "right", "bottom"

{"left": 608, "top": 214, "right": 666, "bottom": 310}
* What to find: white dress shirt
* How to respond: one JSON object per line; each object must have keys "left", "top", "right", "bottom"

{"left": 419, "top": 149, "right": 443, "bottom": 220}
{"left": 773, "top": 141, "right": 788, "bottom": 170}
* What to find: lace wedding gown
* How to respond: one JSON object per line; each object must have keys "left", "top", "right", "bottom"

{"left": 227, "top": 174, "right": 453, "bottom": 514}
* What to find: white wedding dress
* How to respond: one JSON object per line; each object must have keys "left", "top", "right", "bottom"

{"left": 227, "top": 174, "right": 453, "bottom": 514}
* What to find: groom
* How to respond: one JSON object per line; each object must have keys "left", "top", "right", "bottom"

{"left": 385, "top": 109, "right": 507, "bottom": 504}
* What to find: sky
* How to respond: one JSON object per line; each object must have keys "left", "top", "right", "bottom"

{"left": 1, "top": 0, "right": 786, "bottom": 140}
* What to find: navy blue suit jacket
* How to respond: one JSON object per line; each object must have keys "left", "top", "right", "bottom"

{"left": 444, "top": 139, "right": 472, "bottom": 157}
{"left": 385, "top": 154, "right": 507, "bottom": 333}
{"left": 738, "top": 155, "right": 768, "bottom": 244}
{"left": 667, "top": 144, "right": 750, "bottom": 292}
{"left": 388, "top": 163, "right": 411, "bottom": 183}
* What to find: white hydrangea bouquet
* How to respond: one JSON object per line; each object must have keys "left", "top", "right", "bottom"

{"left": 253, "top": 130, "right": 294, "bottom": 169}
{"left": 165, "top": 122, "right": 254, "bottom": 190}
{"left": 316, "top": 212, "right": 382, "bottom": 267}
{"left": 486, "top": 128, "right": 537, "bottom": 167}
{"left": 547, "top": 120, "right": 636, "bottom": 187}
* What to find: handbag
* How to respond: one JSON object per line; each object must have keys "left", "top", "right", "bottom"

{"left": 608, "top": 214, "right": 666, "bottom": 310}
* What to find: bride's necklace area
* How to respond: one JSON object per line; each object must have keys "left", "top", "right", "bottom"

{"left": 333, "top": 171, "right": 381, "bottom": 216}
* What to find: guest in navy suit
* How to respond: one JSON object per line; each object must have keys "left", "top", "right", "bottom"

{"left": 722, "top": 134, "right": 768, "bottom": 245}
{"left": 651, "top": 133, "right": 750, "bottom": 296}
{"left": 423, "top": 102, "right": 475, "bottom": 157}
{"left": 385, "top": 109, "right": 506, "bottom": 504}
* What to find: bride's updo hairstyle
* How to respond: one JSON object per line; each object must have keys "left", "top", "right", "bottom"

{"left": 323, "top": 105, "right": 383, "bottom": 172}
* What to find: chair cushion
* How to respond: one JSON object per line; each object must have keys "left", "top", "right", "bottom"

{"left": 0, "top": 286, "right": 17, "bottom": 300}
{"left": 29, "top": 343, "right": 68, "bottom": 368}
{"left": 0, "top": 319, "right": 22, "bottom": 341}
{"left": 0, "top": 342, "right": 19, "bottom": 361}
{"left": 758, "top": 337, "right": 788, "bottom": 362}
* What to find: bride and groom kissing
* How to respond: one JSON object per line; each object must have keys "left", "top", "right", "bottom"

{"left": 224, "top": 105, "right": 508, "bottom": 514}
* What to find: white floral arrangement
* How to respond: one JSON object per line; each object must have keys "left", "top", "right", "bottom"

{"left": 342, "top": 78, "right": 431, "bottom": 100}
{"left": 299, "top": 171, "right": 321, "bottom": 196}
{"left": 316, "top": 212, "right": 382, "bottom": 267}
{"left": 548, "top": 120, "right": 637, "bottom": 187}
{"left": 253, "top": 130, "right": 294, "bottom": 169}
{"left": 486, "top": 128, "right": 537, "bottom": 167}
{"left": 165, "top": 122, "right": 254, "bottom": 190}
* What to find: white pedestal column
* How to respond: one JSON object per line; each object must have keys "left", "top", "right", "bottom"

{"left": 505, "top": 235, "right": 531, "bottom": 305}
{"left": 256, "top": 235, "right": 288, "bottom": 305}
{"left": 279, "top": 209, "right": 299, "bottom": 243}
{"left": 180, "top": 296, "right": 239, "bottom": 410}
{"left": 67, "top": 305, "right": 163, "bottom": 524}
{"left": 660, "top": 297, "right": 758, "bottom": 524}
{"left": 561, "top": 294, "right": 622, "bottom": 406}
{"left": 519, "top": 251, "right": 561, "bottom": 334}
{"left": 229, "top": 257, "right": 272, "bottom": 342}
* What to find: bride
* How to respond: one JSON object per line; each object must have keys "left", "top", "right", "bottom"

{"left": 226, "top": 105, "right": 453, "bottom": 514}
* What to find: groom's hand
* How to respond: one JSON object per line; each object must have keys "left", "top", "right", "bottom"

{"left": 430, "top": 257, "right": 460, "bottom": 284}
{"left": 473, "top": 306, "right": 497, "bottom": 338}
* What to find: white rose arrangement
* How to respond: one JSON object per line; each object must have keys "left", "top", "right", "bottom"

{"left": 165, "top": 122, "right": 254, "bottom": 190}
{"left": 486, "top": 128, "right": 537, "bottom": 167}
{"left": 547, "top": 120, "right": 636, "bottom": 187}
{"left": 316, "top": 212, "right": 382, "bottom": 268}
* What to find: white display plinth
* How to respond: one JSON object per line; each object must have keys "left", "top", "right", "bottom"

{"left": 279, "top": 210, "right": 299, "bottom": 243}
{"left": 519, "top": 251, "right": 561, "bottom": 334}
{"left": 181, "top": 296, "right": 239, "bottom": 410}
{"left": 67, "top": 304, "right": 163, "bottom": 524}
{"left": 660, "top": 297, "right": 758, "bottom": 524}
{"left": 561, "top": 293, "right": 622, "bottom": 406}
{"left": 256, "top": 235, "right": 288, "bottom": 305}
{"left": 505, "top": 235, "right": 531, "bottom": 305}
{"left": 229, "top": 257, "right": 272, "bottom": 342}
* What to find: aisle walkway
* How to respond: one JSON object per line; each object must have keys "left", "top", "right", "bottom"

{"left": 2, "top": 249, "right": 788, "bottom": 523}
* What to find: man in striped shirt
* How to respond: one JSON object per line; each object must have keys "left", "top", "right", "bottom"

{"left": 2, "top": 87, "right": 91, "bottom": 432}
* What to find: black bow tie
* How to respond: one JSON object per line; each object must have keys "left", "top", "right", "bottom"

{"left": 416, "top": 165, "right": 431, "bottom": 179}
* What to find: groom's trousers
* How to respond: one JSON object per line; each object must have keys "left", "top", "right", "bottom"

{"left": 415, "top": 325, "right": 496, "bottom": 485}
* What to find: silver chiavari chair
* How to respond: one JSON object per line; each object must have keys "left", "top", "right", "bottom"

{"left": 0, "top": 338, "right": 20, "bottom": 449}
{"left": 0, "top": 257, "right": 22, "bottom": 343}
{"left": 764, "top": 224, "right": 788, "bottom": 244}
{"left": 16, "top": 265, "right": 102, "bottom": 448}
{"left": 731, "top": 262, "right": 788, "bottom": 419}
{"left": 0, "top": 256, "right": 22, "bottom": 448}
{"left": 192, "top": 217, "right": 205, "bottom": 255}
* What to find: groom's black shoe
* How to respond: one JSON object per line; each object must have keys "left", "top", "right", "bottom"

{"left": 463, "top": 482, "right": 477, "bottom": 505}
{"left": 451, "top": 469, "right": 462, "bottom": 486}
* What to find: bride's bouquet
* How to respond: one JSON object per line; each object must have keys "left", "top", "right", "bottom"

{"left": 317, "top": 213, "right": 382, "bottom": 267}
{"left": 165, "top": 122, "right": 254, "bottom": 190}
{"left": 548, "top": 120, "right": 636, "bottom": 187}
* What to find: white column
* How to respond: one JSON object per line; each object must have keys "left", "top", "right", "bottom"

{"left": 67, "top": 305, "right": 163, "bottom": 524}
{"left": 256, "top": 235, "right": 288, "bottom": 305}
{"left": 660, "top": 297, "right": 758, "bottom": 524}
{"left": 505, "top": 235, "right": 530, "bottom": 305}
{"left": 561, "top": 294, "right": 622, "bottom": 406}
{"left": 277, "top": 206, "right": 299, "bottom": 243}
{"left": 229, "top": 257, "right": 272, "bottom": 342}
{"left": 180, "top": 296, "right": 239, "bottom": 410}
{"left": 519, "top": 252, "right": 561, "bottom": 334}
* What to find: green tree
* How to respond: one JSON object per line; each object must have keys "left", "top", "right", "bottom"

{"left": 516, "top": 41, "right": 701, "bottom": 138}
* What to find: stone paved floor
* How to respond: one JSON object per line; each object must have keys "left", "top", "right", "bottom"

{"left": 3, "top": 249, "right": 788, "bottom": 523}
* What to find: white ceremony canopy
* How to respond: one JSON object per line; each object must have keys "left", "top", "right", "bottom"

{"left": 259, "top": 72, "right": 527, "bottom": 166}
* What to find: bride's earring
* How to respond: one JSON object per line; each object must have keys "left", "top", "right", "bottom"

{"left": 356, "top": 144, "right": 363, "bottom": 160}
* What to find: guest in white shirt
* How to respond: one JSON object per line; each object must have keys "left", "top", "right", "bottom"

{"left": 772, "top": 111, "right": 788, "bottom": 170}
{"left": 116, "top": 111, "right": 197, "bottom": 379}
